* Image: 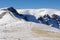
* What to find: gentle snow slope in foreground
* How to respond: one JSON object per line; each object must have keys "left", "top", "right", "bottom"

{"left": 0, "top": 21, "right": 60, "bottom": 40}
{"left": 0, "top": 8, "right": 60, "bottom": 40}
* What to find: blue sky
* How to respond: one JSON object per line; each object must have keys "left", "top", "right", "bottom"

{"left": 0, "top": 0, "right": 60, "bottom": 9}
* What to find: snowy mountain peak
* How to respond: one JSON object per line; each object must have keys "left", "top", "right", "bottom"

{"left": 0, "top": 7, "right": 60, "bottom": 29}
{"left": 0, "top": 7, "right": 60, "bottom": 40}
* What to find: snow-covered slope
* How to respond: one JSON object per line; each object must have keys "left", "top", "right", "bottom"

{"left": 0, "top": 8, "right": 26, "bottom": 25}
{"left": 0, "top": 7, "right": 60, "bottom": 40}
{"left": 0, "top": 21, "right": 60, "bottom": 40}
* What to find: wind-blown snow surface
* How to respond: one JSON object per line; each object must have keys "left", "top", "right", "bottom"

{"left": 0, "top": 8, "right": 60, "bottom": 40}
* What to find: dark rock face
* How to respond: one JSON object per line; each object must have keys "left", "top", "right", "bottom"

{"left": 7, "top": 7, "right": 60, "bottom": 29}
{"left": 7, "top": 7, "right": 25, "bottom": 19}
{"left": 52, "top": 14, "right": 58, "bottom": 19}
{"left": 7, "top": 7, "right": 18, "bottom": 13}
{"left": 7, "top": 7, "right": 39, "bottom": 23}
{"left": 7, "top": 7, "right": 23, "bottom": 16}
{"left": 38, "top": 14, "right": 60, "bottom": 29}
{"left": 0, "top": 12, "right": 6, "bottom": 19}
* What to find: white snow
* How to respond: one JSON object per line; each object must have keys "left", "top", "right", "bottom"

{"left": 0, "top": 8, "right": 60, "bottom": 40}
{"left": 17, "top": 9, "right": 60, "bottom": 18}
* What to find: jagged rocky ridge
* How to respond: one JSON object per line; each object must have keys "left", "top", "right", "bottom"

{"left": 0, "top": 7, "right": 60, "bottom": 29}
